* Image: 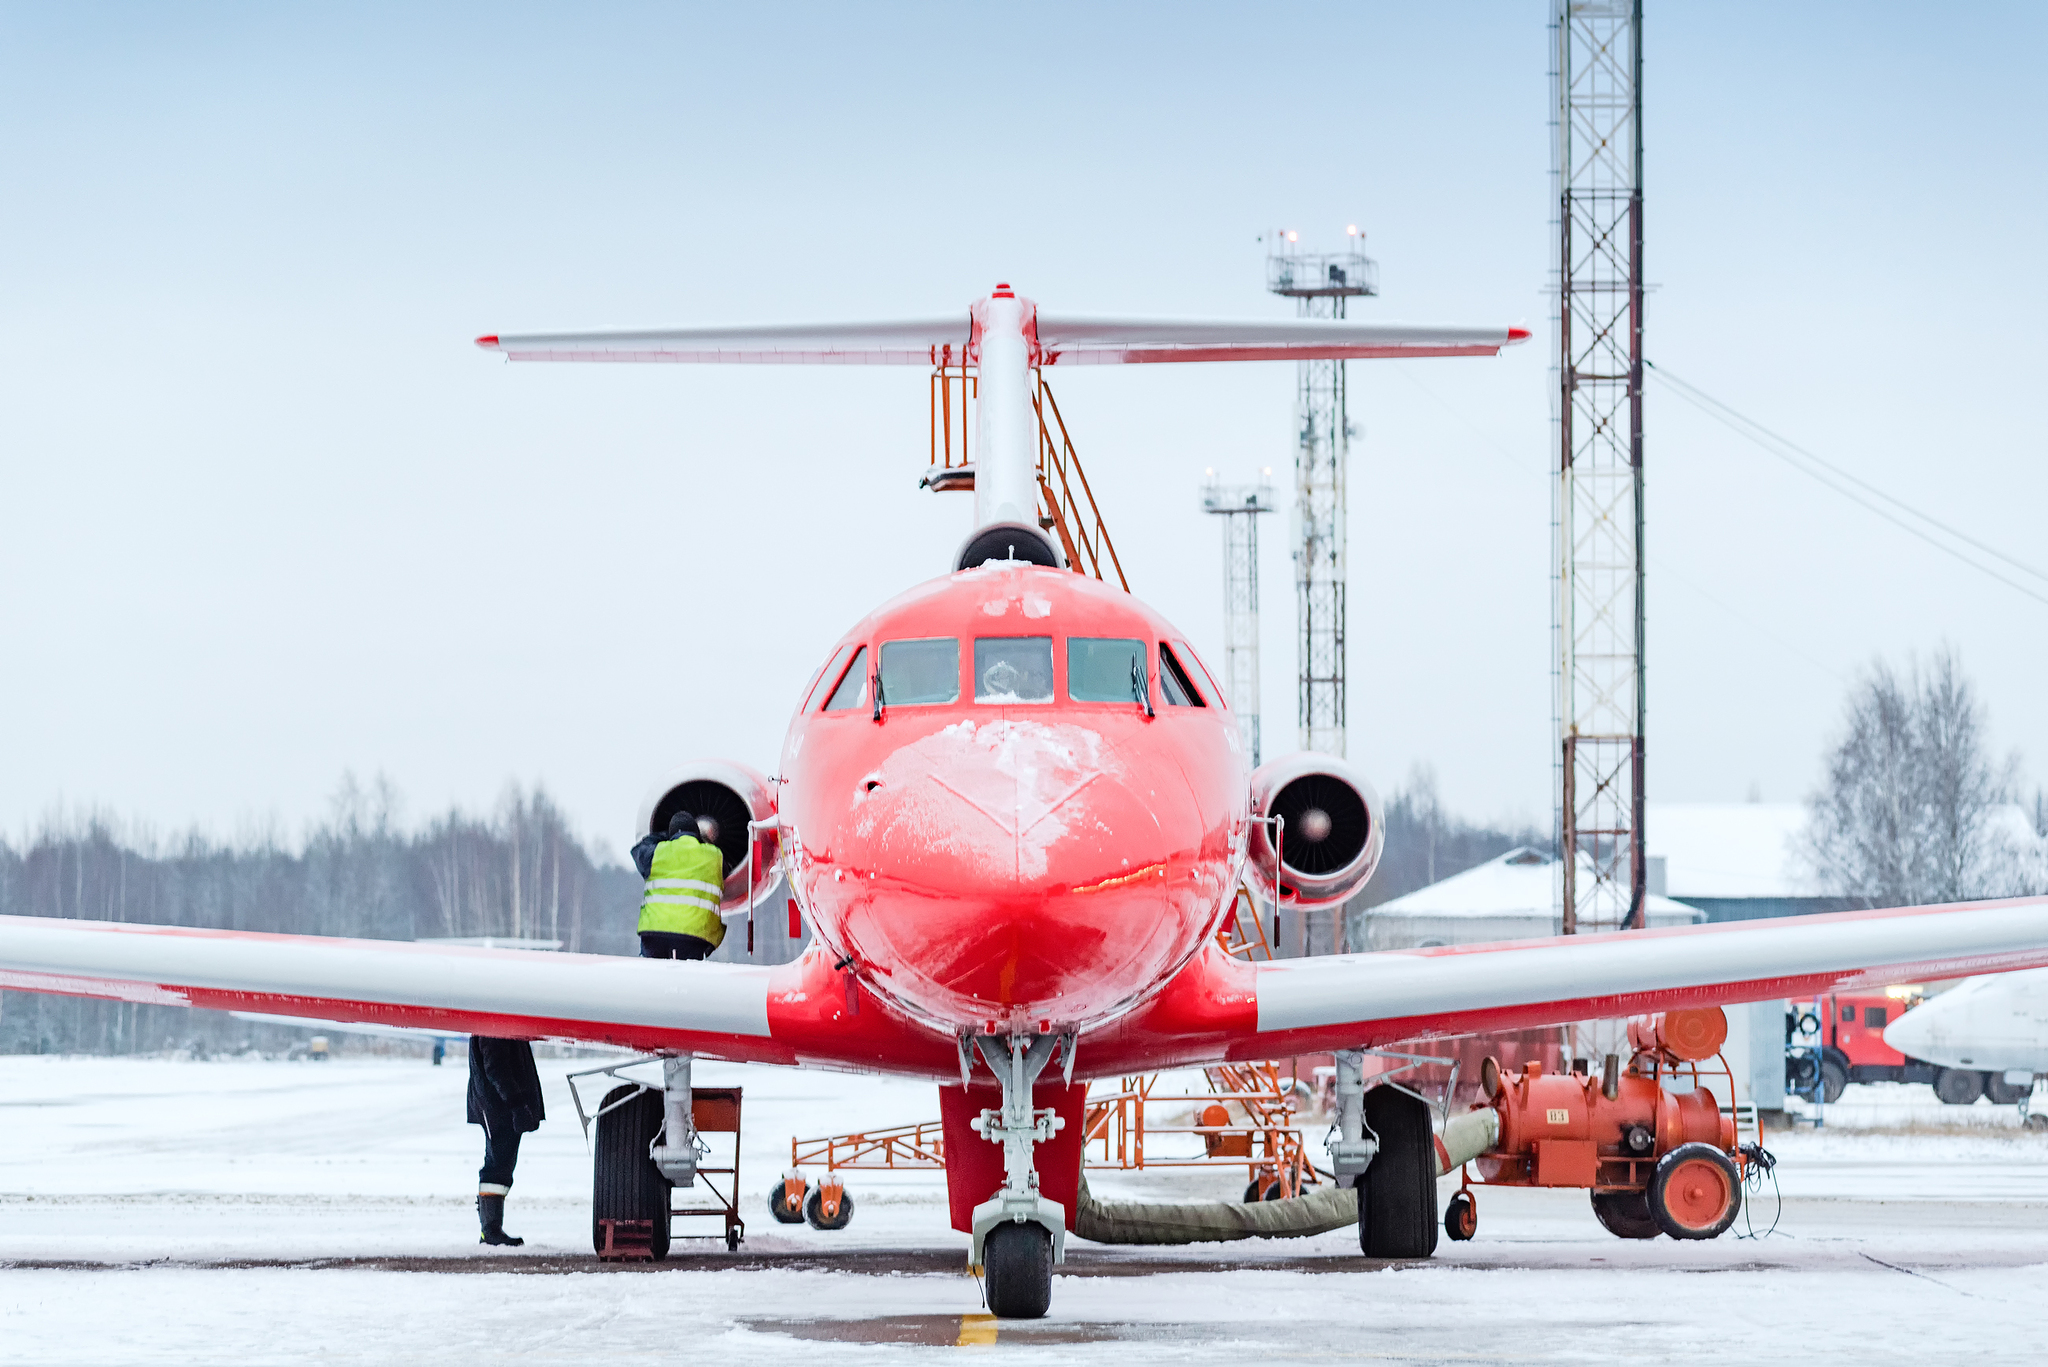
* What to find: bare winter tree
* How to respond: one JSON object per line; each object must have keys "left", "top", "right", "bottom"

{"left": 1805, "top": 649, "right": 2026, "bottom": 905}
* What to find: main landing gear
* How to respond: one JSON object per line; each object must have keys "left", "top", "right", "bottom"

{"left": 1328, "top": 1049, "right": 1440, "bottom": 1259}
{"left": 968, "top": 1033, "right": 1071, "bottom": 1320}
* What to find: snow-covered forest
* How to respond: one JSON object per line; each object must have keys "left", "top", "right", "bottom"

{"left": 0, "top": 780, "right": 639, "bottom": 1054}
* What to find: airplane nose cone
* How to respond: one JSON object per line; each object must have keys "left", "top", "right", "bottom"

{"left": 1881, "top": 1009, "right": 1931, "bottom": 1058}
{"left": 823, "top": 718, "right": 1225, "bottom": 1025}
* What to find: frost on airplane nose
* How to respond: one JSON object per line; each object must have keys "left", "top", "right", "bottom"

{"left": 833, "top": 716, "right": 1217, "bottom": 1026}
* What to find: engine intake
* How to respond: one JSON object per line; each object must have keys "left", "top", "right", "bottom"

{"left": 1246, "top": 753, "right": 1384, "bottom": 907}
{"left": 637, "top": 760, "right": 779, "bottom": 912}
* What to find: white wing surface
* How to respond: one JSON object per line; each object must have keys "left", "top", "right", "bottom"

{"left": 0, "top": 915, "right": 783, "bottom": 1062}
{"left": 476, "top": 314, "right": 1528, "bottom": 366}
{"left": 1034, "top": 315, "right": 1527, "bottom": 364}
{"left": 1241, "top": 897, "right": 2048, "bottom": 1059}
{"left": 477, "top": 317, "right": 972, "bottom": 365}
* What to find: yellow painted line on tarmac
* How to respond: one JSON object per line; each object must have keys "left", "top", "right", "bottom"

{"left": 956, "top": 1314, "right": 998, "bottom": 1346}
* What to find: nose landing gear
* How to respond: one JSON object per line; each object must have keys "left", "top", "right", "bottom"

{"left": 967, "top": 1032, "right": 1071, "bottom": 1320}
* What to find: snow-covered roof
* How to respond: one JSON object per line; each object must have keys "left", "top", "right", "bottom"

{"left": 1645, "top": 803, "right": 1809, "bottom": 899}
{"left": 1372, "top": 847, "right": 1700, "bottom": 921}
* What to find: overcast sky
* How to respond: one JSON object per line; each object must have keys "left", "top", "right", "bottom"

{"left": 2, "top": 2, "right": 2043, "bottom": 859}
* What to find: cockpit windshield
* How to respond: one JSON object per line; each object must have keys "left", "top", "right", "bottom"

{"left": 975, "top": 637, "right": 1054, "bottom": 703}
{"left": 1067, "top": 638, "right": 1146, "bottom": 703}
{"left": 879, "top": 638, "right": 960, "bottom": 705}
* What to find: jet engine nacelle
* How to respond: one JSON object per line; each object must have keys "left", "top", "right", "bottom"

{"left": 1246, "top": 752, "right": 1384, "bottom": 908}
{"left": 637, "top": 760, "right": 780, "bottom": 912}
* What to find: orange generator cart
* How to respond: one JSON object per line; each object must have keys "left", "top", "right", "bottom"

{"left": 1445, "top": 1007, "right": 1763, "bottom": 1242}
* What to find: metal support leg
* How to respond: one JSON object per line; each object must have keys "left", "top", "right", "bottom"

{"left": 1327, "top": 1048, "right": 1378, "bottom": 1187}
{"left": 650, "top": 1053, "right": 698, "bottom": 1187}
{"left": 966, "top": 1033, "right": 1068, "bottom": 1267}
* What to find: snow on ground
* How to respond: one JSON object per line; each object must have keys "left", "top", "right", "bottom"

{"left": 2, "top": 1057, "right": 2045, "bottom": 1364}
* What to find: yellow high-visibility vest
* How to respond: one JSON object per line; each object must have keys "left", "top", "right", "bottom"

{"left": 637, "top": 836, "right": 727, "bottom": 946}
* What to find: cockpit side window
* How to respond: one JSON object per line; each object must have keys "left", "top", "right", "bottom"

{"left": 975, "top": 637, "right": 1054, "bottom": 703}
{"left": 821, "top": 646, "right": 869, "bottom": 712}
{"left": 880, "top": 638, "right": 961, "bottom": 705}
{"left": 1068, "top": 637, "right": 1147, "bottom": 703}
{"left": 804, "top": 644, "right": 856, "bottom": 712}
{"left": 1158, "top": 644, "right": 1204, "bottom": 707}
{"left": 1176, "top": 641, "right": 1228, "bottom": 709}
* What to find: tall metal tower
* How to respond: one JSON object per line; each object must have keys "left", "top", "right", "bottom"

{"left": 1553, "top": 0, "right": 1646, "bottom": 934}
{"left": 1267, "top": 229, "right": 1378, "bottom": 758}
{"left": 1201, "top": 473, "right": 1276, "bottom": 764}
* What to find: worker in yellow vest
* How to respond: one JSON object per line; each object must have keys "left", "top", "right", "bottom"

{"left": 631, "top": 811, "right": 727, "bottom": 960}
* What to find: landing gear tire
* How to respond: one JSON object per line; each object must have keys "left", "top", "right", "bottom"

{"left": 982, "top": 1221, "right": 1053, "bottom": 1320}
{"left": 1444, "top": 1191, "right": 1477, "bottom": 1242}
{"left": 1934, "top": 1068, "right": 1985, "bottom": 1105}
{"left": 592, "top": 1084, "right": 671, "bottom": 1259}
{"left": 1820, "top": 1056, "right": 1848, "bottom": 1104}
{"left": 1985, "top": 1073, "right": 2032, "bottom": 1106}
{"left": 768, "top": 1184, "right": 806, "bottom": 1224}
{"left": 1358, "top": 1085, "right": 1439, "bottom": 1259}
{"left": 1590, "top": 1189, "right": 1662, "bottom": 1239}
{"left": 804, "top": 1185, "right": 855, "bottom": 1231}
{"left": 1648, "top": 1143, "right": 1740, "bottom": 1241}
{"left": 1243, "top": 1180, "right": 1265, "bottom": 1203}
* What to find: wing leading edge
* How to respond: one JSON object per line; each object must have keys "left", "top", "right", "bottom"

{"left": 0, "top": 914, "right": 954, "bottom": 1074}
{"left": 1084, "top": 896, "right": 2048, "bottom": 1075}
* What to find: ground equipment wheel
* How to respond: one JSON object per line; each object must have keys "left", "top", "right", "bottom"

{"left": 1985, "top": 1073, "right": 2032, "bottom": 1106}
{"left": 1648, "top": 1143, "right": 1741, "bottom": 1240}
{"left": 768, "top": 1182, "right": 806, "bottom": 1224}
{"left": 1820, "top": 1056, "right": 1847, "bottom": 1104}
{"left": 1933, "top": 1068, "right": 1985, "bottom": 1105}
{"left": 1243, "top": 1180, "right": 1266, "bottom": 1203}
{"left": 1590, "top": 1189, "right": 1662, "bottom": 1239}
{"left": 982, "top": 1221, "right": 1054, "bottom": 1319}
{"left": 1444, "top": 1190, "right": 1477, "bottom": 1242}
{"left": 592, "top": 1084, "right": 671, "bottom": 1259}
{"left": 804, "top": 1184, "right": 855, "bottom": 1231}
{"left": 1358, "top": 1085, "right": 1439, "bottom": 1259}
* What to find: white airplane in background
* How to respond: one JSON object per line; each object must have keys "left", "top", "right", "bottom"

{"left": 1885, "top": 968, "right": 2048, "bottom": 1118}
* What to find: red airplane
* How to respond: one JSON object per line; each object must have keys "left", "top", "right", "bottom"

{"left": 4, "top": 285, "right": 2046, "bottom": 1319}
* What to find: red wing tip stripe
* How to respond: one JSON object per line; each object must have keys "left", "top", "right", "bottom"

{"left": 1506, "top": 327, "right": 1531, "bottom": 343}
{"left": 474, "top": 334, "right": 501, "bottom": 349}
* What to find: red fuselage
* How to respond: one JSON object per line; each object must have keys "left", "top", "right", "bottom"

{"left": 779, "top": 564, "right": 1248, "bottom": 1034}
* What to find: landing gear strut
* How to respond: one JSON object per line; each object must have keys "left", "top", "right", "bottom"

{"left": 649, "top": 1054, "right": 698, "bottom": 1186}
{"left": 968, "top": 1033, "right": 1070, "bottom": 1320}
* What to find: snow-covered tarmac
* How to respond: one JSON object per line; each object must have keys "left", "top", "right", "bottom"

{"left": 2, "top": 1054, "right": 2044, "bottom": 1364}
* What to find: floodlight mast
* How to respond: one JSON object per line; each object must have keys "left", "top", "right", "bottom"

{"left": 1266, "top": 229, "right": 1379, "bottom": 759}
{"left": 1553, "top": 0, "right": 1647, "bottom": 937}
{"left": 1201, "top": 476, "right": 1276, "bottom": 764}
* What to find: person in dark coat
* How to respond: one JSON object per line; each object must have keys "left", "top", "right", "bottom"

{"left": 468, "top": 1035, "right": 545, "bottom": 1246}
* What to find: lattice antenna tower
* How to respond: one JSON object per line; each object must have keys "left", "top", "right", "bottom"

{"left": 1201, "top": 472, "right": 1277, "bottom": 764}
{"left": 1552, "top": 0, "right": 1646, "bottom": 934}
{"left": 1266, "top": 227, "right": 1379, "bottom": 758}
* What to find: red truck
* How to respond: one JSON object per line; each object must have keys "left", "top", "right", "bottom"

{"left": 1796, "top": 990, "right": 2024, "bottom": 1105}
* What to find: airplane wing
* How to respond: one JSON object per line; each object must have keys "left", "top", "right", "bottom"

{"left": 476, "top": 315, "right": 1527, "bottom": 366}
{"left": 0, "top": 914, "right": 954, "bottom": 1074}
{"left": 1086, "top": 896, "right": 2048, "bottom": 1074}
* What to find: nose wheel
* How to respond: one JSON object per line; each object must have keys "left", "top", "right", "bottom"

{"left": 982, "top": 1221, "right": 1055, "bottom": 1319}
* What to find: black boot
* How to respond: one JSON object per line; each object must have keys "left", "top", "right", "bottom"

{"left": 478, "top": 1193, "right": 524, "bottom": 1247}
